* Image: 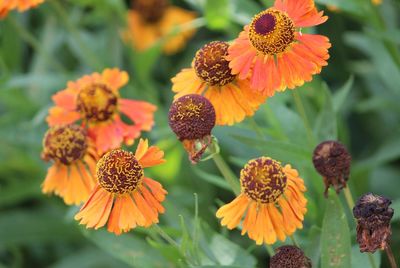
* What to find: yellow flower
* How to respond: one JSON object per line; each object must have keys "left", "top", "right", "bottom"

{"left": 216, "top": 157, "right": 307, "bottom": 245}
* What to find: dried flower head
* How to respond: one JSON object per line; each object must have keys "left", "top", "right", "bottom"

{"left": 312, "top": 140, "right": 351, "bottom": 196}
{"left": 270, "top": 245, "right": 312, "bottom": 268}
{"left": 168, "top": 94, "right": 216, "bottom": 163}
{"left": 353, "top": 193, "right": 394, "bottom": 253}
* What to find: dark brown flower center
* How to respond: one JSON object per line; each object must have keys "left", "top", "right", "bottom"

{"left": 240, "top": 157, "right": 287, "bottom": 203}
{"left": 194, "top": 41, "right": 236, "bottom": 86}
{"left": 41, "top": 125, "right": 88, "bottom": 165}
{"left": 97, "top": 149, "right": 144, "bottom": 194}
{"left": 168, "top": 94, "right": 216, "bottom": 141}
{"left": 270, "top": 246, "right": 312, "bottom": 268}
{"left": 249, "top": 9, "right": 295, "bottom": 55}
{"left": 132, "top": 0, "right": 169, "bottom": 23}
{"left": 77, "top": 83, "right": 118, "bottom": 123}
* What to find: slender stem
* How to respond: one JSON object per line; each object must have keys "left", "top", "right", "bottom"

{"left": 8, "top": 16, "right": 64, "bottom": 71}
{"left": 49, "top": 0, "right": 103, "bottom": 69}
{"left": 212, "top": 153, "right": 241, "bottom": 196}
{"left": 386, "top": 244, "right": 398, "bottom": 268}
{"left": 292, "top": 90, "right": 315, "bottom": 145}
{"left": 265, "top": 245, "right": 274, "bottom": 257}
{"left": 289, "top": 235, "right": 299, "bottom": 247}
{"left": 152, "top": 224, "right": 180, "bottom": 249}
{"left": 343, "top": 186, "right": 378, "bottom": 268}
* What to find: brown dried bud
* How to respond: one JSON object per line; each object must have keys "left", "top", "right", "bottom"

{"left": 312, "top": 140, "right": 351, "bottom": 197}
{"left": 353, "top": 193, "right": 394, "bottom": 253}
{"left": 270, "top": 245, "right": 312, "bottom": 268}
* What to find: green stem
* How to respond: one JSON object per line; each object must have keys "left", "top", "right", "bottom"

{"left": 212, "top": 153, "right": 241, "bottom": 196}
{"left": 385, "top": 244, "right": 398, "bottom": 268}
{"left": 265, "top": 245, "right": 275, "bottom": 257}
{"left": 49, "top": 0, "right": 103, "bottom": 70}
{"left": 8, "top": 16, "right": 64, "bottom": 71}
{"left": 152, "top": 224, "right": 180, "bottom": 249}
{"left": 343, "top": 186, "right": 377, "bottom": 268}
{"left": 292, "top": 90, "right": 315, "bottom": 145}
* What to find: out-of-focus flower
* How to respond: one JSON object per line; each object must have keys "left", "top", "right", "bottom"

{"left": 123, "top": 0, "right": 196, "bottom": 55}
{"left": 227, "top": 0, "right": 331, "bottom": 95}
{"left": 216, "top": 157, "right": 307, "bottom": 245}
{"left": 371, "top": 0, "right": 382, "bottom": 5}
{"left": 312, "top": 140, "right": 351, "bottom": 196}
{"left": 270, "top": 245, "right": 312, "bottom": 268}
{"left": 172, "top": 41, "right": 267, "bottom": 125}
{"left": 0, "top": 0, "right": 44, "bottom": 18}
{"left": 75, "top": 140, "right": 167, "bottom": 235}
{"left": 353, "top": 193, "right": 394, "bottom": 253}
{"left": 168, "top": 94, "right": 215, "bottom": 164}
{"left": 46, "top": 68, "right": 156, "bottom": 153}
{"left": 41, "top": 125, "right": 98, "bottom": 205}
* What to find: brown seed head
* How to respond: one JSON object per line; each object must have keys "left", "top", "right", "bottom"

{"left": 353, "top": 193, "right": 394, "bottom": 253}
{"left": 42, "top": 125, "right": 88, "bottom": 165}
{"left": 312, "top": 140, "right": 351, "bottom": 196}
{"left": 97, "top": 149, "right": 144, "bottom": 194}
{"left": 168, "top": 94, "right": 216, "bottom": 141}
{"left": 270, "top": 245, "right": 312, "bottom": 268}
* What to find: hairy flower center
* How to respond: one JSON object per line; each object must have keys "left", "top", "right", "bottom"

{"left": 97, "top": 149, "right": 144, "bottom": 194}
{"left": 168, "top": 94, "right": 216, "bottom": 140}
{"left": 42, "top": 125, "right": 88, "bottom": 165}
{"left": 77, "top": 83, "right": 118, "bottom": 123}
{"left": 194, "top": 41, "right": 236, "bottom": 86}
{"left": 249, "top": 9, "right": 295, "bottom": 55}
{"left": 240, "top": 157, "right": 287, "bottom": 203}
{"left": 133, "top": 0, "right": 169, "bottom": 22}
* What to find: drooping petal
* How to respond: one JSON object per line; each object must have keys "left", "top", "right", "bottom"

{"left": 135, "top": 139, "right": 166, "bottom": 168}
{"left": 274, "top": 0, "right": 328, "bottom": 27}
{"left": 41, "top": 164, "right": 68, "bottom": 196}
{"left": 46, "top": 106, "right": 81, "bottom": 126}
{"left": 216, "top": 194, "right": 249, "bottom": 230}
{"left": 143, "top": 177, "right": 167, "bottom": 202}
{"left": 101, "top": 68, "right": 129, "bottom": 92}
{"left": 119, "top": 99, "right": 156, "bottom": 131}
{"left": 171, "top": 68, "right": 207, "bottom": 98}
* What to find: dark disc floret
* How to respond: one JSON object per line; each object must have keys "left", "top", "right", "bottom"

{"left": 168, "top": 94, "right": 216, "bottom": 141}
{"left": 353, "top": 193, "right": 394, "bottom": 253}
{"left": 270, "top": 245, "right": 312, "bottom": 268}
{"left": 41, "top": 125, "right": 88, "bottom": 165}
{"left": 312, "top": 140, "right": 351, "bottom": 196}
{"left": 97, "top": 149, "right": 144, "bottom": 194}
{"left": 132, "top": 0, "right": 169, "bottom": 22}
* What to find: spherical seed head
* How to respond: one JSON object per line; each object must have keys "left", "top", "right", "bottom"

{"left": 240, "top": 157, "right": 287, "bottom": 203}
{"left": 270, "top": 245, "right": 312, "bottom": 268}
{"left": 77, "top": 83, "right": 118, "bottom": 123}
{"left": 353, "top": 193, "right": 394, "bottom": 252}
{"left": 132, "top": 0, "right": 169, "bottom": 22}
{"left": 312, "top": 141, "right": 351, "bottom": 195}
{"left": 194, "top": 41, "right": 236, "bottom": 86}
{"left": 249, "top": 9, "right": 295, "bottom": 55}
{"left": 42, "top": 125, "right": 88, "bottom": 165}
{"left": 97, "top": 149, "right": 144, "bottom": 194}
{"left": 168, "top": 94, "right": 216, "bottom": 141}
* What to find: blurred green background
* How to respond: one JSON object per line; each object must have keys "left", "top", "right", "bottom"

{"left": 0, "top": 0, "right": 400, "bottom": 267}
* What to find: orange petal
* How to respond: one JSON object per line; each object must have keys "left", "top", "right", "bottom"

{"left": 119, "top": 99, "right": 156, "bottom": 131}
{"left": 140, "top": 186, "right": 165, "bottom": 214}
{"left": 143, "top": 177, "right": 167, "bottom": 202}
{"left": 41, "top": 164, "right": 68, "bottom": 196}
{"left": 135, "top": 139, "right": 166, "bottom": 168}
{"left": 132, "top": 190, "right": 158, "bottom": 226}
{"left": 107, "top": 196, "right": 124, "bottom": 235}
{"left": 101, "top": 68, "right": 129, "bottom": 92}
{"left": 267, "top": 204, "right": 286, "bottom": 241}
{"left": 46, "top": 106, "right": 81, "bottom": 126}
{"left": 171, "top": 68, "right": 207, "bottom": 98}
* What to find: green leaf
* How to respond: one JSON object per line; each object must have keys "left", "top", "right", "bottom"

{"left": 314, "top": 84, "right": 338, "bottom": 141}
{"left": 351, "top": 246, "right": 381, "bottom": 268}
{"left": 391, "top": 198, "right": 400, "bottom": 221}
{"left": 205, "top": 0, "right": 231, "bottom": 30}
{"left": 82, "top": 228, "right": 172, "bottom": 268}
{"left": 333, "top": 76, "right": 354, "bottom": 113}
{"left": 193, "top": 167, "right": 231, "bottom": 191}
{"left": 230, "top": 0, "right": 260, "bottom": 25}
{"left": 320, "top": 191, "right": 351, "bottom": 268}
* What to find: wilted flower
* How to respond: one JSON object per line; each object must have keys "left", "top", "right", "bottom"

{"left": 227, "top": 0, "right": 330, "bottom": 95}
{"left": 353, "top": 193, "right": 394, "bottom": 253}
{"left": 216, "top": 157, "right": 307, "bottom": 245}
{"left": 312, "top": 140, "right": 351, "bottom": 196}
{"left": 41, "top": 125, "right": 98, "bottom": 205}
{"left": 75, "top": 140, "right": 167, "bottom": 235}
{"left": 46, "top": 68, "right": 156, "bottom": 153}
{"left": 0, "top": 0, "right": 44, "bottom": 18}
{"left": 172, "top": 41, "right": 267, "bottom": 125}
{"left": 124, "top": 0, "right": 196, "bottom": 54}
{"left": 168, "top": 94, "right": 216, "bottom": 164}
{"left": 270, "top": 245, "right": 312, "bottom": 268}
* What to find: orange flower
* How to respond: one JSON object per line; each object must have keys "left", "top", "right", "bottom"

{"left": 371, "top": 0, "right": 382, "bottom": 5}
{"left": 75, "top": 139, "right": 167, "bottom": 235}
{"left": 227, "top": 0, "right": 331, "bottom": 96}
{"left": 41, "top": 125, "right": 98, "bottom": 205}
{"left": 172, "top": 41, "right": 267, "bottom": 125}
{"left": 0, "top": 0, "right": 44, "bottom": 18}
{"left": 216, "top": 157, "right": 307, "bottom": 245}
{"left": 46, "top": 68, "right": 156, "bottom": 153}
{"left": 124, "top": 0, "right": 196, "bottom": 55}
